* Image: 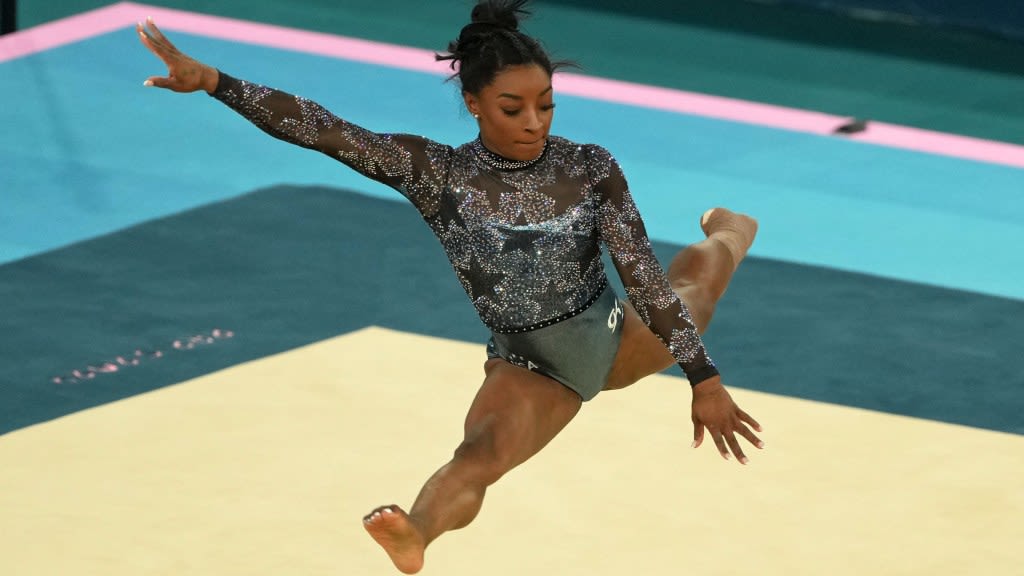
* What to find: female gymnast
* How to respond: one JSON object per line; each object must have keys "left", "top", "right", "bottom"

{"left": 137, "top": 1, "right": 763, "bottom": 572}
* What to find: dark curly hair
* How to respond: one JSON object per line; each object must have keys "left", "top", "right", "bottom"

{"left": 436, "top": 0, "right": 574, "bottom": 95}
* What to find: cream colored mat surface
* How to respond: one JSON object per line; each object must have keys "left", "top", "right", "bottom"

{"left": 2, "top": 327, "right": 1021, "bottom": 575}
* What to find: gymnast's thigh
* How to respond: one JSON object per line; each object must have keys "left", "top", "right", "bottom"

{"left": 603, "top": 301, "right": 674, "bottom": 391}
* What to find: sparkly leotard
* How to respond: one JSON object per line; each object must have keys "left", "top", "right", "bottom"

{"left": 212, "top": 72, "right": 719, "bottom": 386}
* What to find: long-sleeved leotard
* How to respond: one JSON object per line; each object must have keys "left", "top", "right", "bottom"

{"left": 211, "top": 72, "right": 719, "bottom": 385}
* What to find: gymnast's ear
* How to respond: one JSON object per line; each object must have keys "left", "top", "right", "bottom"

{"left": 463, "top": 91, "right": 481, "bottom": 119}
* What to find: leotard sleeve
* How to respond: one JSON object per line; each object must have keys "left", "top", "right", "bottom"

{"left": 589, "top": 145, "right": 719, "bottom": 386}
{"left": 210, "top": 71, "right": 450, "bottom": 216}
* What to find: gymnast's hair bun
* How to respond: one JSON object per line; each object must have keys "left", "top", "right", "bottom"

{"left": 469, "top": 0, "right": 530, "bottom": 31}
{"left": 437, "top": 0, "right": 568, "bottom": 94}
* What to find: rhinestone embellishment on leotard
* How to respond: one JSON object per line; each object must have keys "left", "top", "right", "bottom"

{"left": 471, "top": 137, "right": 547, "bottom": 171}
{"left": 211, "top": 73, "right": 717, "bottom": 381}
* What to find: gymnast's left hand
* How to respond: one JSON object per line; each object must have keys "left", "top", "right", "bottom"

{"left": 136, "top": 17, "right": 219, "bottom": 94}
{"left": 690, "top": 376, "right": 763, "bottom": 464}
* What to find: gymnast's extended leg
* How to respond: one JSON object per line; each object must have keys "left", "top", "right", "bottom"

{"left": 362, "top": 359, "right": 582, "bottom": 574}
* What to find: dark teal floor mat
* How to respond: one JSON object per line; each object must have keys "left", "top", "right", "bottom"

{"left": 2, "top": 185, "right": 1020, "bottom": 435}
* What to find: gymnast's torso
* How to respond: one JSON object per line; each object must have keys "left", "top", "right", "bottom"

{"left": 211, "top": 72, "right": 718, "bottom": 382}
{"left": 416, "top": 136, "right": 614, "bottom": 334}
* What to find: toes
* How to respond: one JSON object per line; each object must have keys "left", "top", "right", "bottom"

{"left": 700, "top": 207, "right": 757, "bottom": 241}
{"left": 363, "top": 505, "right": 401, "bottom": 523}
{"left": 700, "top": 207, "right": 734, "bottom": 235}
{"left": 700, "top": 207, "right": 719, "bottom": 229}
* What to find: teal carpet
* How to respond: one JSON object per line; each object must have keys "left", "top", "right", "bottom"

{"left": 2, "top": 186, "right": 1021, "bottom": 435}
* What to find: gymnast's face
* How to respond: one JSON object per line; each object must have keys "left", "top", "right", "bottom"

{"left": 464, "top": 64, "right": 555, "bottom": 162}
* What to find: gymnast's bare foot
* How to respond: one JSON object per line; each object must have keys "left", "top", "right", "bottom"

{"left": 363, "top": 505, "right": 426, "bottom": 574}
{"left": 700, "top": 207, "right": 758, "bottom": 269}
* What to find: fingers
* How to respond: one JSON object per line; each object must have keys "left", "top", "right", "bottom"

{"left": 143, "top": 76, "right": 174, "bottom": 89}
{"left": 695, "top": 416, "right": 764, "bottom": 465}
{"left": 136, "top": 21, "right": 159, "bottom": 55}
{"left": 735, "top": 420, "right": 765, "bottom": 450}
{"left": 145, "top": 17, "right": 178, "bottom": 50}
{"left": 137, "top": 22, "right": 172, "bottom": 69}
{"left": 739, "top": 408, "right": 762, "bottom": 433}
{"left": 705, "top": 426, "right": 749, "bottom": 464}
{"left": 136, "top": 17, "right": 191, "bottom": 92}
{"left": 709, "top": 427, "right": 730, "bottom": 462}
{"left": 137, "top": 19, "right": 157, "bottom": 46}
{"left": 725, "top": 431, "right": 748, "bottom": 465}
{"left": 136, "top": 17, "right": 177, "bottom": 62}
{"left": 691, "top": 390, "right": 765, "bottom": 464}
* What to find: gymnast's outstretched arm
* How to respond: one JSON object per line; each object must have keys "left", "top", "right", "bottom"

{"left": 136, "top": 17, "right": 450, "bottom": 215}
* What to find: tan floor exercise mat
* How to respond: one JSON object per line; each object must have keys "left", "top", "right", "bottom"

{"left": 2, "top": 327, "right": 1020, "bottom": 575}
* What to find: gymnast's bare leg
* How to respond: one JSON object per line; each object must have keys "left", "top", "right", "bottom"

{"left": 362, "top": 359, "right": 582, "bottom": 573}
{"left": 605, "top": 207, "right": 759, "bottom": 388}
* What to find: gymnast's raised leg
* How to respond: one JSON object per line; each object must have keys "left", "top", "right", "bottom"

{"left": 606, "top": 207, "right": 758, "bottom": 389}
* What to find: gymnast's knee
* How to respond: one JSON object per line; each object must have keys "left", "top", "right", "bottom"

{"left": 452, "top": 425, "right": 516, "bottom": 486}
{"left": 669, "top": 243, "right": 730, "bottom": 284}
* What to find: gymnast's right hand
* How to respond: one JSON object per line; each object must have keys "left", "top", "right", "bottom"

{"left": 137, "top": 17, "right": 219, "bottom": 94}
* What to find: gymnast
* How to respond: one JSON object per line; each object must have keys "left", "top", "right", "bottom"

{"left": 137, "top": 1, "right": 763, "bottom": 572}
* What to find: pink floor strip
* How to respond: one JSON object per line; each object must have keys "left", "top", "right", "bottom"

{"left": 3, "top": 1, "right": 1023, "bottom": 169}
{"left": 0, "top": 3, "right": 134, "bottom": 63}
{"left": 553, "top": 73, "right": 847, "bottom": 134}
